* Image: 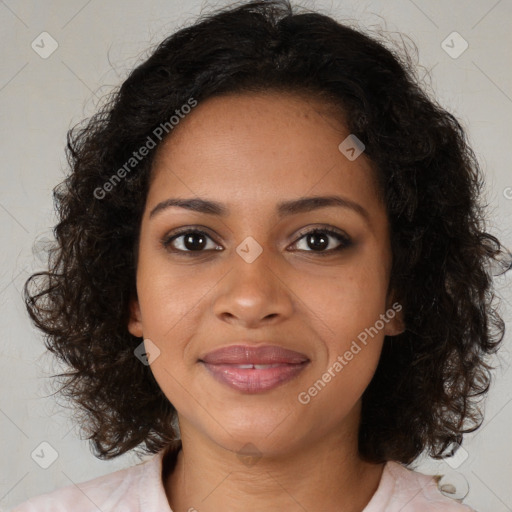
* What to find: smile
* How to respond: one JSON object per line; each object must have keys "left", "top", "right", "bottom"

{"left": 200, "top": 360, "right": 310, "bottom": 393}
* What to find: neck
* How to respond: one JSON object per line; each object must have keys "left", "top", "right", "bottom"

{"left": 163, "top": 411, "right": 384, "bottom": 512}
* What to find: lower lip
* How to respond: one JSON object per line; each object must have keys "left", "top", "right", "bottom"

{"left": 201, "top": 362, "right": 309, "bottom": 393}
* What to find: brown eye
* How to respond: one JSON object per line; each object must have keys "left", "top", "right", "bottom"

{"left": 291, "top": 228, "right": 352, "bottom": 254}
{"left": 162, "top": 229, "right": 222, "bottom": 253}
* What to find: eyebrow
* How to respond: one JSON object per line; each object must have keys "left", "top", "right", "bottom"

{"left": 149, "top": 195, "right": 370, "bottom": 224}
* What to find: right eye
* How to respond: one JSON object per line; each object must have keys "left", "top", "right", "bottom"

{"left": 161, "top": 228, "right": 223, "bottom": 254}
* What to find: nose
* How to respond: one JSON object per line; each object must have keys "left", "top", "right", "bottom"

{"left": 211, "top": 248, "right": 294, "bottom": 329}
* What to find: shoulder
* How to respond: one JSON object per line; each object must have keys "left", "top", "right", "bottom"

{"left": 8, "top": 449, "right": 169, "bottom": 512}
{"left": 385, "top": 461, "right": 474, "bottom": 511}
{"left": 364, "top": 461, "right": 476, "bottom": 512}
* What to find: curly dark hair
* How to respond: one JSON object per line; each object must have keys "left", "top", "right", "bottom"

{"left": 24, "top": 0, "right": 507, "bottom": 464}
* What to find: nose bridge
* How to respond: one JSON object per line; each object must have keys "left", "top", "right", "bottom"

{"left": 211, "top": 240, "right": 292, "bottom": 325}
{"left": 234, "top": 242, "right": 274, "bottom": 291}
{"left": 230, "top": 240, "right": 277, "bottom": 301}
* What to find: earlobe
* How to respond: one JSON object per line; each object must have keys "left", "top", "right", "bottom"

{"left": 384, "top": 308, "right": 405, "bottom": 336}
{"left": 128, "top": 298, "right": 143, "bottom": 338}
{"left": 384, "top": 292, "right": 406, "bottom": 337}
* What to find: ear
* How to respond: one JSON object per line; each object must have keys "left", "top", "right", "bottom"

{"left": 128, "top": 296, "right": 143, "bottom": 338}
{"left": 383, "top": 290, "right": 405, "bottom": 337}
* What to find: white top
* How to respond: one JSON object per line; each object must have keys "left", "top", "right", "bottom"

{"left": 10, "top": 447, "right": 474, "bottom": 511}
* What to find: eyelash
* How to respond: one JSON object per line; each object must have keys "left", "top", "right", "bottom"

{"left": 161, "top": 226, "right": 352, "bottom": 256}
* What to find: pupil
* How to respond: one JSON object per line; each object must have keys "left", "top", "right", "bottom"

{"left": 308, "top": 232, "right": 328, "bottom": 251}
{"left": 185, "top": 233, "right": 206, "bottom": 250}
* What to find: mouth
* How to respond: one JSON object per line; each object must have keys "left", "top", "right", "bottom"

{"left": 199, "top": 344, "right": 310, "bottom": 393}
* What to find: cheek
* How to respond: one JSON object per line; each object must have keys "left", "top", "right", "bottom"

{"left": 299, "top": 340, "right": 383, "bottom": 428}
{"left": 297, "top": 258, "right": 390, "bottom": 337}
{"left": 295, "top": 258, "right": 389, "bottom": 396}
{"left": 135, "top": 258, "right": 211, "bottom": 341}
{"left": 297, "top": 270, "right": 387, "bottom": 415}
{"left": 133, "top": 266, "right": 209, "bottom": 408}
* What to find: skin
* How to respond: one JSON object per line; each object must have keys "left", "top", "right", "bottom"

{"left": 128, "top": 91, "right": 405, "bottom": 512}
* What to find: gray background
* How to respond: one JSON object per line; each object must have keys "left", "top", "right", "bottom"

{"left": 1, "top": 0, "right": 511, "bottom": 510}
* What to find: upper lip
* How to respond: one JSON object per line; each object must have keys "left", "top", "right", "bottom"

{"left": 199, "top": 344, "right": 309, "bottom": 365}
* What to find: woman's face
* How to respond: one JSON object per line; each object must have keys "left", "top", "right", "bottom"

{"left": 129, "top": 91, "right": 403, "bottom": 457}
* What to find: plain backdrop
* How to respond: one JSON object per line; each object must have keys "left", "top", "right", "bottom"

{"left": 1, "top": 0, "right": 511, "bottom": 510}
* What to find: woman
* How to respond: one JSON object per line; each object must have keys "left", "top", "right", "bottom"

{"left": 15, "top": 0, "right": 507, "bottom": 510}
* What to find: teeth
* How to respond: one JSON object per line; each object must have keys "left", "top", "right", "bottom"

{"left": 231, "top": 364, "right": 283, "bottom": 369}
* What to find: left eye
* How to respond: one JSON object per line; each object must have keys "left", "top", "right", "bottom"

{"left": 162, "top": 229, "right": 220, "bottom": 252}
{"left": 291, "top": 228, "right": 352, "bottom": 253}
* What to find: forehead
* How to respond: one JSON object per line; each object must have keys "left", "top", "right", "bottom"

{"left": 147, "top": 91, "right": 382, "bottom": 218}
